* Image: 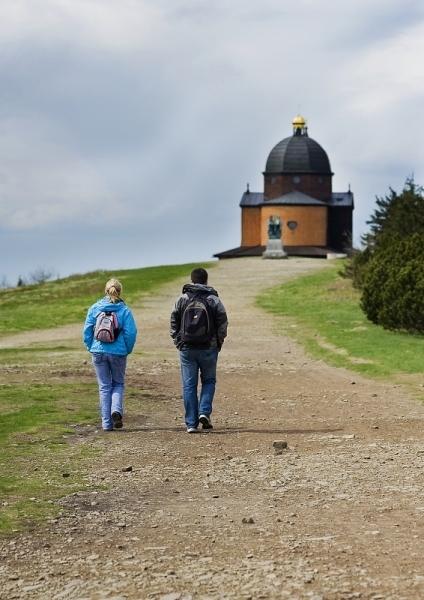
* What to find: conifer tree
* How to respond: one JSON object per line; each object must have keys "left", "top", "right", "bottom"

{"left": 365, "top": 177, "right": 424, "bottom": 249}
{"left": 359, "top": 178, "right": 424, "bottom": 331}
{"left": 345, "top": 178, "right": 424, "bottom": 287}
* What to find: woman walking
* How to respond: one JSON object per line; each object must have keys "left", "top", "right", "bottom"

{"left": 83, "top": 278, "right": 137, "bottom": 431}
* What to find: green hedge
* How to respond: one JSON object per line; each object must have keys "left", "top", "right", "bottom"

{"left": 361, "top": 233, "right": 424, "bottom": 332}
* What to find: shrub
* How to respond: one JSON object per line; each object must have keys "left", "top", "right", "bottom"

{"left": 339, "top": 247, "right": 372, "bottom": 289}
{"left": 361, "top": 233, "right": 424, "bottom": 332}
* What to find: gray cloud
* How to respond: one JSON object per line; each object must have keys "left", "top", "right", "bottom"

{"left": 0, "top": 0, "right": 423, "bottom": 283}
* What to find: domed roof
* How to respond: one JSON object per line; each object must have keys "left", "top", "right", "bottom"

{"left": 265, "top": 118, "right": 332, "bottom": 175}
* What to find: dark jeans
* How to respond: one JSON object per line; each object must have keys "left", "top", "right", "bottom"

{"left": 179, "top": 347, "right": 218, "bottom": 428}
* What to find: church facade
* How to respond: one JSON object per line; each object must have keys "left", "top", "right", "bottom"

{"left": 215, "top": 116, "right": 353, "bottom": 258}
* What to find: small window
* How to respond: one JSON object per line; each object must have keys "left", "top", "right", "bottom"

{"left": 287, "top": 221, "right": 298, "bottom": 230}
{"left": 271, "top": 177, "right": 277, "bottom": 184}
{"left": 293, "top": 176, "right": 301, "bottom": 184}
{"left": 318, "top": 177, "right": 323, "bottom": 184}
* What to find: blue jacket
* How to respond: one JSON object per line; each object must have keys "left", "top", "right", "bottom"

{"left": 83, "top": 297, "right": 137, "bottom": 356}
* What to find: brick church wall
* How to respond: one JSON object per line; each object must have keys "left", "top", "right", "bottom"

{"left": 264, "top": 174, "right": 332, "bottom": 202}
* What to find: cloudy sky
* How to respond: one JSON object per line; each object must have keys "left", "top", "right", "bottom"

{"left": 1, "top": 0, "right": 423, "bottom": 284}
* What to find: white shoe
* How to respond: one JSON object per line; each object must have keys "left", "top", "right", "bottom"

{"left": 199, "top": 414, "right": 213, "bottom": 430}
{"left": 187, "top": 427, "right": 198, "bottom": 433}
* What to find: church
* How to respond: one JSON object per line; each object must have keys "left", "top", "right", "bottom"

{"left": 215, "top": 115, "right": 353, "bottom": 258}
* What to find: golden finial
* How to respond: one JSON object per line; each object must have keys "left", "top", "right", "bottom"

{"left": 292, "top": 114, "right": 307, "bottom": 135}
{"left": 292, "top": 114, "right": 306, "bottom": 126}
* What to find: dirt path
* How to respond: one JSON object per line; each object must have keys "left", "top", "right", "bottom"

{"left": 2, "top": 257, "right": 424, "bottom": 600}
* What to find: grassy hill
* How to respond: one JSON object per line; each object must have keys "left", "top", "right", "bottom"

{"left": 0, "top": 262, "right": 211, "bottom": 335}
{"left": 5, "top": 257, "right": 424, "bottom": 535}
{"left": 258, "top": 262, "right": 424, "bottom": 380}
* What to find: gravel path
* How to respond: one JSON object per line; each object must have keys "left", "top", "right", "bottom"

{"left": 1, "top": 257, "right": 424, "bottom": 600}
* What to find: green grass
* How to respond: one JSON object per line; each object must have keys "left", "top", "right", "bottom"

{"left": 0, "top": 383, "right": 95, "bottom": 440}
{"left": 0, "top": 382, "right": 99, "bottom": 533}
{"left": 257, "top": 262, "right": 424, "bottom": 378}
{"left": 0, "top": 262, "right": 213, "bottom": 335}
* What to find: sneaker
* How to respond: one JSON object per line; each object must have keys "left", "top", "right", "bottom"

{"left": 199, "top": 414, "right": 213, "bottom": 430}
{"left": 186, "top": 427, "right": 198, "bottom": 433}
{"left": 112, "top": 411, "right": 123, "bottom": 429}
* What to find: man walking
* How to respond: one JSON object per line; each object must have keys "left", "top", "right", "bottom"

{"left": 170, "top": 268, "right": 228, "bottom": 433}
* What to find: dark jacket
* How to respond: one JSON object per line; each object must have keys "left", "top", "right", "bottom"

{"left": 170, "top": 283, "right": 228, "bottom": 350}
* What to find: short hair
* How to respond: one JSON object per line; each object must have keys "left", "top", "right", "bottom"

{"left": 191, "top": 268, "right": 208, "bottom": 285}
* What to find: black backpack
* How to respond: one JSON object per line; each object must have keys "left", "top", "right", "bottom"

{"left": 180, "top": 291, "right": 215, "bottom": 346}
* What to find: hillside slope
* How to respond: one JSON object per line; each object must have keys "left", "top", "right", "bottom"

{"left": 1, "top": 257, "right": 424, "bottom": 600}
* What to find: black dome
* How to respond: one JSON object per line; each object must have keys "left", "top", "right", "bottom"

{"left": 265, "top": 134, "right": 332, "bottom": 174}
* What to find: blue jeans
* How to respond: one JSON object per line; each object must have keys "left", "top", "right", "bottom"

{"left": 92, "top": 352, "right": 127, "bottom": 430}
{"left": 179, "top": 347, "right": 218, "bottom": 428}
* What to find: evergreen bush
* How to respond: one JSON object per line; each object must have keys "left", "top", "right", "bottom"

{"left": 361, "top": 233, "right": 424, "bottom": 332}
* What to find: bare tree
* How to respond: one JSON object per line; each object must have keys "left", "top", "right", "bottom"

{"left": 28, "top": 268, "right": 54, "bottom": 284}
{"left": 0, "top": 275, "right": 9, "bottom": 289}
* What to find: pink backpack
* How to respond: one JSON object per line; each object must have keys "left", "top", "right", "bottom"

{"left": 94, "top": 311, "right": 120, "bottom": 343}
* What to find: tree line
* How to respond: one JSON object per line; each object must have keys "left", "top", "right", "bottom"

{"left": 0, "top": 268, "right": 57, "bottom": 290}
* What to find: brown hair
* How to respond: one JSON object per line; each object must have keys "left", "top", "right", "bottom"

{"left": 105, "top": 278, "right": 122, "bottom": 303}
